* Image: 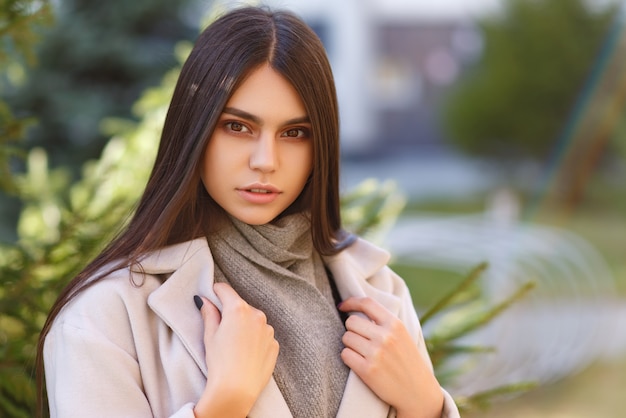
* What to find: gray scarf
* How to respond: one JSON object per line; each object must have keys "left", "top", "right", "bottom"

{"left": 206, "top": 213, "right": 349, "bottom": 418}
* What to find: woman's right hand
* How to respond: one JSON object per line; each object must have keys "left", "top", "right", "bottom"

{"left": 193, "top": 282, "right": 279, "bottom": 418}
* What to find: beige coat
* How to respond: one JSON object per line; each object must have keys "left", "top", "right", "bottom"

{"left": 44, "top": 237, "right": 460, "bottom": 418}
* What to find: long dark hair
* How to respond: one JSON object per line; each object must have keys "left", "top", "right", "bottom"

{"left": 36, "top": 6, "right": 349, "bottom": 415}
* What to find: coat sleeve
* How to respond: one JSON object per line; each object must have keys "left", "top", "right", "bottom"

{"left": 380, "top": 266, "right": 461, "bottom": 418}
{"left": 44, "top": 320, "right": 197, "bottom": 418}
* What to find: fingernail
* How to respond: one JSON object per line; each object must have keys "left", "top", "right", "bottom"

{"left": 337, "top": 301, "right": 343, "bottom": 309}
{"left": 193, "top": 295, "right": 203, "bottom": 310}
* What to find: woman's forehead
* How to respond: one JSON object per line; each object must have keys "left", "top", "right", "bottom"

{"left": 223, "top": 64, "right": 309, "bottom": 125}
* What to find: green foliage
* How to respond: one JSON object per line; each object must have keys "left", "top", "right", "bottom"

{"left": 4, "top": 0, "right": 196, "bottom": 170}
{"left": 0, "top": 0, "right": 53, "bottom": 193}
{"left": 341, "top": 178, "right": 406, "bottom": 242}
{"left": 444, "top": 0, "right": 616, "bottom": 160}
{"left": 0, "top": 36, "right": 190, "bottom": 416}
{"left": 422, "top": 263, "right": 534, "bottom": 370}
{"left": 0, "top": 0, "right": 197, "bottom": 243}
{"left": 0, "top": 4, "right": 52, "bottom": 413}
{"left": 421, "top": 264, "right": 537, "bottom": 413}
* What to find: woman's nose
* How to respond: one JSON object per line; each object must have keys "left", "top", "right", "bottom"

{"left": 249, "top": 134, "right": 276, "bottom": 173}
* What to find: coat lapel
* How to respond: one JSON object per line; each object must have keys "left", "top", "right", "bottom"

{"left": 138, "top": 239, "right": 216, "bottom": 374}
{"left": 135, "top": 238, "right": 292, "bottom": 418}
{"left": 325, "top": 237, "right": 402, "bottom": 418}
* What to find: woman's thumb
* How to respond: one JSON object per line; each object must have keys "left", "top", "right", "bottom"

{"left": 194, "top": 295, "right": 221, "bottom": 337}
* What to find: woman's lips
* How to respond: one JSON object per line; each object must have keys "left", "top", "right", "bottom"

{"left": 237, "top": 185, "right": 281, "bottom": 204}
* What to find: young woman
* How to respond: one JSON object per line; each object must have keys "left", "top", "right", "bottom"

{"left": 37, "top": 6, "right": 460, "bottom": 418}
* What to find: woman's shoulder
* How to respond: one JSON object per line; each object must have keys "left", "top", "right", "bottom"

{"left": 52, "top": 238, "right": 210, "bottom": 331}
{"left": 42, "top": 268, "right": 160, "bottom": 363}
{"left": 52, "top": 266, "right": 162, "bottom": 331}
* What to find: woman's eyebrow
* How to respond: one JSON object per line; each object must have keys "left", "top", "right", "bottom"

{"left": 223, "top": 107, "right": 261, "bottom": 124}
{"left": 222, "top": 107, "right": 310, "bottom": 126}
{"left": 284, "top": 115, "right": 311, "bottom": 125}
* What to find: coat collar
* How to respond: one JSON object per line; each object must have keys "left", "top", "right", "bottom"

{"left": 132, "top": 237, "right": 397, "bottom": 418}
{"left": 324, "top": 237, "right": 402, "bottom": 316}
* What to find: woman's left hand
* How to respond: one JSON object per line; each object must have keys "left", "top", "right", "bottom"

{"left": 338, "top": 297, "right": 444, "bottom": 418}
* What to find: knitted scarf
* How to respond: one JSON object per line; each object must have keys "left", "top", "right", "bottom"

{"left": 206, "top": 213, "right": 349, "bottom": 418}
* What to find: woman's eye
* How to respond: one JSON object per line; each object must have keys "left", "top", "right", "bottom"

{"left": 282, "top": 128, "right": 309, "bottom": 138}
{"left": 226, "top": 121, "right": 249, "bottom": 133}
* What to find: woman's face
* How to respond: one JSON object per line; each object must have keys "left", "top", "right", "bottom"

{"left": 202, "top": 64, "right": 314, "bottom": 225}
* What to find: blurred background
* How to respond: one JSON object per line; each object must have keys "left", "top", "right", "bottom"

{"left": 1, "top": 0, "right": 625, "bottom": 416}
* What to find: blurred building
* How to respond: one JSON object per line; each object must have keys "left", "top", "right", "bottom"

{"left": 223, "top": 0, "right": 497, "bottom": 156}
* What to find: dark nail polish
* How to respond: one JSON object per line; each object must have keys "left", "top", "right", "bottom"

{"left": 194, "top": 295, "right": 203, "bottom": 310}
